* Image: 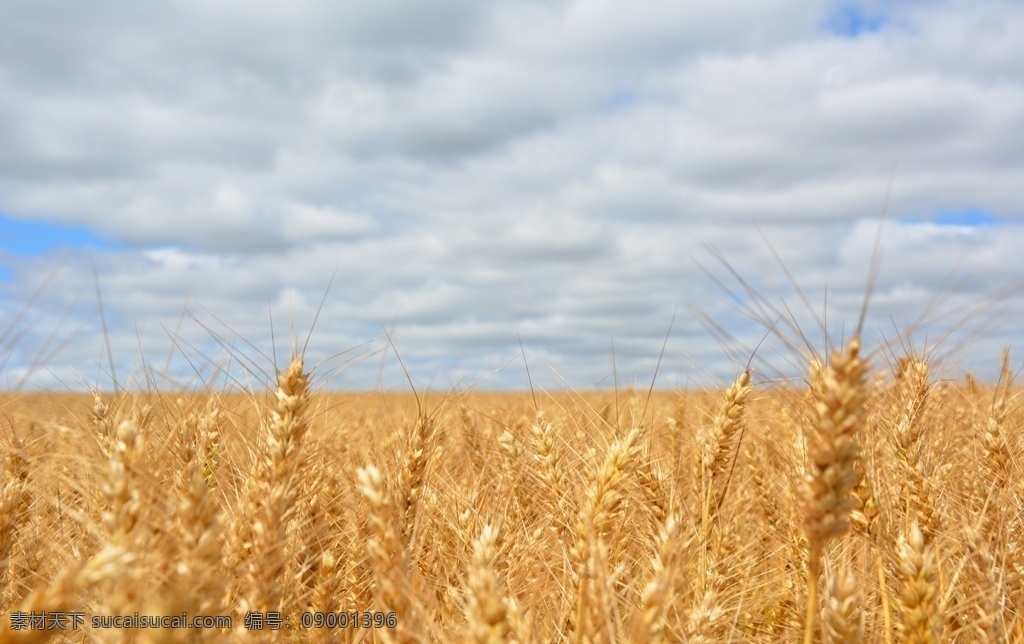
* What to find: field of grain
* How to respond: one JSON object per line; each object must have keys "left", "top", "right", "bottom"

{"left": 1, "top": 346, "right": 1022, "bottom": 642}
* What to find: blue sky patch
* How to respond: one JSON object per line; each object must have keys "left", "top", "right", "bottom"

{"left": 0, "top": 212, "right": 117, "bottom": 256}
{"left": 824, "top": 5, "right": 886, "bottom": 37}
{"left": 931, "top": 207, "right": 998, "bottom": 227}
{"left": 600, "top": 88, "right": 639, "bottom": 112}
{"left": 899, "top": 207, "right": 1000, "bottom": 228}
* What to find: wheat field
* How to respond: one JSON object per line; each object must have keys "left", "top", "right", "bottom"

{"left": 0, "top": 344, "right": 1022, "bottom": 642}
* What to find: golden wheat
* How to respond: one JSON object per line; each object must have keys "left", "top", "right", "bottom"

{"left": 1, "top": 339, "right": 1022, "bottom": 641}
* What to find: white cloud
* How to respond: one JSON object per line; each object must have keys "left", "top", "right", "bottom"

{"left": 2, "top": 0, "right": 1023, "bottom": 391}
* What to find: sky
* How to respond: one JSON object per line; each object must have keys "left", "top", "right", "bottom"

{"left": 2, "top": 0, "right": 1023, "bottom": 393}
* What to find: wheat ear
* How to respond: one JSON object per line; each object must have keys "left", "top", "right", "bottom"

{"left": 703, "top": 369, "right": 752, "bottom": 514}
{"left": 529, "top": 411, "right": 568, "bottom": 534}
{"left": 0, "top": 438, "right": 30, "bottom": 596}
{"left": 896, "top": 523, "right": 940, "bottom": 643}
{"left": 464, "top": 524, "right": 511, "bottom": 643}
{"left": 635, "top": 514, "right": 682, "bottom": 644}
{"left": 243, "top": 356, "right": 310, "bottom": 615}
{"left": 570, "top": 427, "right": 643, "bottom": 640}
{"left": 399, "top": 412, "right": 437, "bottom": 537}
{"left": 358, "top": 464, "right": 418, "bottom": 641}
{"left": 801, "top": 338, "right": 868, "bottom": 644}
{"left": 824, "top": 564, "right": 862, "bottom": 643}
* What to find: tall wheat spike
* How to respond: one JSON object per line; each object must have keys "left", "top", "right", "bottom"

{"left": 243, "top": 356, "right": 310, "bottom": 616}
{"left": 800, "top": 338, "right": 868, "bottom": 644}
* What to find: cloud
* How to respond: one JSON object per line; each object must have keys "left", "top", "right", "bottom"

{"left": 2, "top": 0, "right": 1023, "bottom": 391}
